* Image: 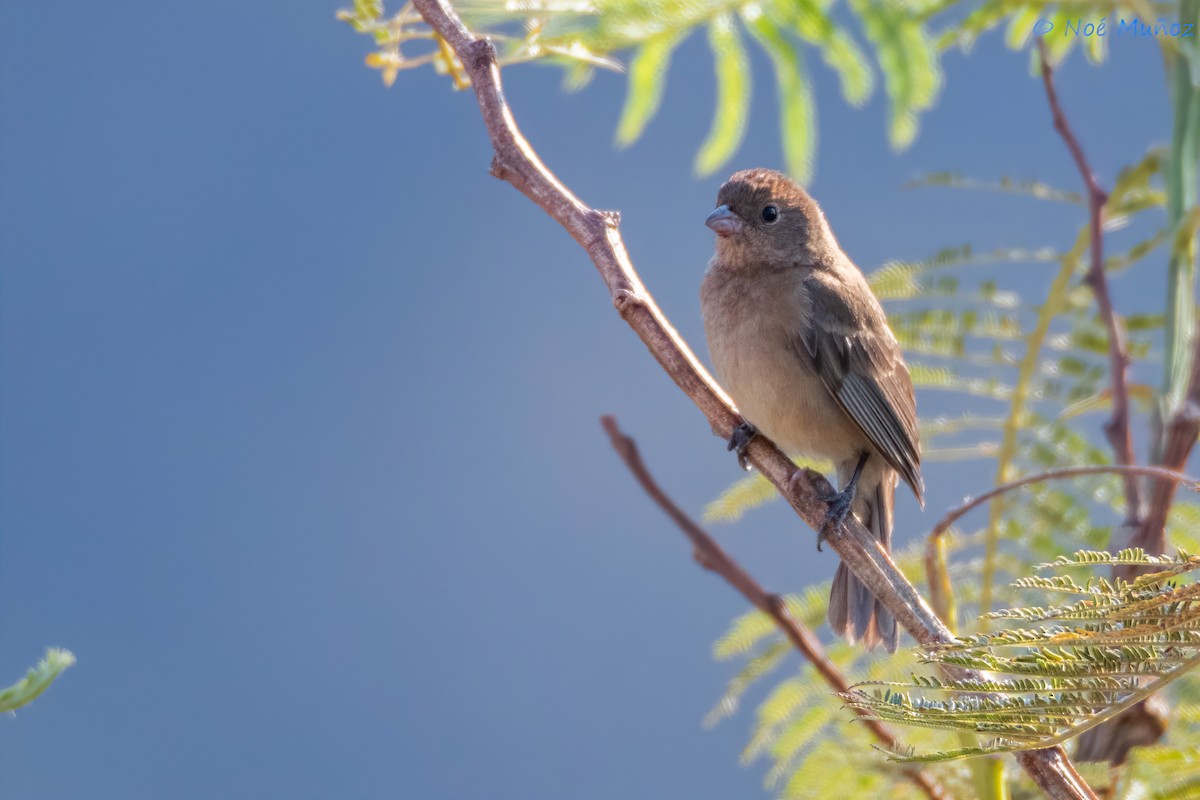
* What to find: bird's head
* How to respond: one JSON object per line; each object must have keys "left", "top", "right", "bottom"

{"left": 706, "top": 168, "right": 836, "bottom": 267}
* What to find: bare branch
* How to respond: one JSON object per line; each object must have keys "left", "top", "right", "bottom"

{"left": 1037, "top": 41, "right": 1186, "bottom": 764}
{"left": 1037, "top": 39, "right": 1140, "bottom": 522}
{"left": 1136, "top": 331, "right": 1200, "bottom": 558}
{"left": 600, "top": 416, "right": 949, "bottom": 800}
{"left": 410, "top": 2, "right": 1097, "bottom": 795}
{"left": 928, "top": 464, "right": 1198, "bottom": 544}
{"left": 925, "top": 463, "right": 1196, "bottom": 630}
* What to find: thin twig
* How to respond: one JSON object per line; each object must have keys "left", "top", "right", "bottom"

{"left": 600, "top": 416, "right": 949, "bottom": 800}
{"left": 1038, "top": 38, "right": 1140, "bottom": 523}
{"left": 408, "top": 2, "right": 1097, "bottom": 796}
{"left": 1037, "top": 40, "right": 1180, "bottom": 765}
{"left": 1136, "top": 331, "right": 1200, "bottom": 560}
{"left": 929, "top": 464, "right": 1198, "bottom": 544}
{"left": 925, "top": 464, "right": 1196, "bottom": 628}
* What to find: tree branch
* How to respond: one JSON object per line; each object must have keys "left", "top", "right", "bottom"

{"left": 923, "top": 464, "right": 1197, "bottom": 626}
{"left": 600, "top": 416, "right": 949, "bottom": 800}
{"left": 1037, "top": 39, "right": 1140, "bottom": 523}
{"left": 928, "top": 464, "right": 1198, "bottom": 545}
{"left": 410, "top": 2, "right": 1096, "bottom": 795}
{"left": 1035, "top": 37, "right": 1186, "bottom": 769}
{"left": 1136, "top": 330, "right": 1200, "bottom": 560}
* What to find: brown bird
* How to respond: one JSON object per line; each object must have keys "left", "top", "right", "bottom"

{"left": 700, "top": 168, "right": 924, "bottom": 652}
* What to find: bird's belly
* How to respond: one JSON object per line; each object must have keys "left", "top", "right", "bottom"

{"left": 709, "top": 327, "right": 866, "bottom": 461}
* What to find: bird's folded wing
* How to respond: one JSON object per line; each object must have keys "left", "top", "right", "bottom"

{"left": 795, "top": 273, "right": 925, "bottom": 504}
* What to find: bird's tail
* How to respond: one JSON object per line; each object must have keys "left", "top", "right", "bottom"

{"left": 827, "top": 466, "right": 899, "bottom": 653}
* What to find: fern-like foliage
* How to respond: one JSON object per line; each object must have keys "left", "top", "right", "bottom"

{"left": 702, "top": 147, "right": 1176, "bottom": 795}
{"left": 843, "top": 550, "right": 1200, "bottom": 762}
{"left": 936, "top": 0, "right": 1125, "bottom": 66}
{"left": 704, "top": 542, "right": 981, "bottom": 795}
{"left": 339, "top": 0, "right": 943, "bottom": 180}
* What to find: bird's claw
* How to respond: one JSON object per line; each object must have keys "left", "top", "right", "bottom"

{"left": 816, "top": 451, "right": 869, "bottom": 551}
{"left": 727, "top": 422, "right": 758, "bottom": 470}
{"left": 817, "top": 485, "right": 855, "bottom": 552}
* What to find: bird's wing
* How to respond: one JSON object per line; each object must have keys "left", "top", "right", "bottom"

{"left": 795, "top": 270, "right": 924, "bottom": 504}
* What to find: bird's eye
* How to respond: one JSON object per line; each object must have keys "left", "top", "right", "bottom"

{"left": 761, "top": 205, "right": 779, "bottom": 223}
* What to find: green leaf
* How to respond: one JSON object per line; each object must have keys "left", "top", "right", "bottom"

{"left": 704, "top": 639, "right": 790, "bottom": 727}
{"left": 920, "top": 413, "right": 1006, "bottom": 439}
{"left": 715, "top": 608, "right": 781, "bottom": 661}
{"left": 713, "top": 588, "right": 831, "bottom": 660}
{"left": 695, "top": 14, "right": 751, "bottom": 176}
{"left": 904, "top": 172, "right": 1083, "bottom": 204}
{"left": 615, "top": 31, "right": 685, "bottom": 146}
{"left": 1033, "top": 547, "right": 1198, "bottom": 571}
{"left": 1156, "top": 775, "right": 1200, "bottom": 800}
{"left": 744, "top": 10, "right": 816, "bottom": 181}
{"left": 1041, "top": 9, "right": 1077, "bottom": 65}
{"left": 821, "top": 34, "right": 873, "bottom": 107}
{"left": 745, "top": 670, "right": 836, "bottom": 762}
{"left": 764, "top": 703, "right": 836, "bottom": 782}
{"left": 936, "top": 0, "right": 1029, "bottom": 52}
{"left": 704, "top": 472, "right": 778, "bottom": 522}
{"left": 1106, "top": 227, "right": 1170, "bottom": 273}
{"left": 925, "top": 443, "right": 1000, "bottom": 462}
{"left": 0, "top": 648, "right": 75, "bottom": 713}
{"left": 850, "top": 0, "right": 941, "bottom": 149}
{"left": 908, "top": 363, "right": 1013, "bottom": 399}
{"left": 704, "top": 456, "right": 832, "bottom": 522}
{"left": 841, "top": 551, "right": 1200, "bottom": 761}
{"left": 779, "top": 0, "right": 874, "bottom": 106}
{"left": 561, "top": 62, "right": 595, "bottom": 92}
{"left": 1002, "top": 6, "right": 1039, "bottom": 50}
{"left": 1081, "top": 22, "right": 1108, "bottom": 65}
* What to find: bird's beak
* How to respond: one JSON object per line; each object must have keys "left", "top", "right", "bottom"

{"left": 705, "top": 204, "right": 744, "bottom": 237}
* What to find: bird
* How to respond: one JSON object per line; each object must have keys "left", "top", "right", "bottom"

{"left": 700, "top": 168, "right": 924, "bottom": 652}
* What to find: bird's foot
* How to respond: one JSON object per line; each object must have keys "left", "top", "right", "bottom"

{"left": 816, "top": 451, "right": 869, "bottom": 551}
{"left": 816, "top": 485, "right": 855, "bottom": 552}
{"left": 727, "top": 422, "right": 758, "bottom": 470}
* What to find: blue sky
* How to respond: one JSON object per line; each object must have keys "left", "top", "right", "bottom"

{"left": 0, "top": 3, "right": 1176, "bottom": 798}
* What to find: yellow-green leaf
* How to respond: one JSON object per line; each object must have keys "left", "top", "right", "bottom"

{"left": 616, "top": 32, "right": 685, "bottom": 146}
{"left": 0, "top": 648, "right": 75, "bottom": 713}
{"left": 695, "top": 13, "right": 751, "bottom": 176}
{"left": 744, "top": 10, "right": 815, "bottom": 181}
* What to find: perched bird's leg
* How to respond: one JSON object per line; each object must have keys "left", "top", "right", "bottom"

{"left": 817, "top": 452, "right": 869, "bottom": 550}
{"left": 727, "top": 421, "right": 758, "bottom": 470}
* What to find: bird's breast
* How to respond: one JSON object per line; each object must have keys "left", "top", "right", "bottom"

{"left": 701, "top": 265, "right": 866, "bottom": 459}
